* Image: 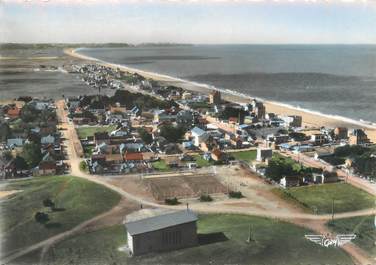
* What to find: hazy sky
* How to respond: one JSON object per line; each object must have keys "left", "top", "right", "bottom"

{"left": 1, "top": 0, "right": 376, "bottom": 44}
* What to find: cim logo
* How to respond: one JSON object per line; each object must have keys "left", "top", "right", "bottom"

{"left": 305, "top": 234, "right": 356, "bottom": 248}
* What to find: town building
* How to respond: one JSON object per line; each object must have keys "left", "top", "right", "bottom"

{"left": 334, "top": 127, "right": 348, "bottom": 140}
{"left": 125, "top": 209, "right": 198, "bottom": 256}
{"left": 256, "top": 147, "right": 273, "bottom": 162}
{"left": 349, "top": 129, "right": 370, "bottom": 145}
{"left": 209, "top": 91, "right": 221, "bottom": 105}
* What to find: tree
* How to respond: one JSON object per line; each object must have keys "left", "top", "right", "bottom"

{"left": 14, "top": 155, "right": 28, "bottom": 170}
{"left": 159, "top": 125, "right": 186, "bottom": 143}
{"left": 0, "top": 123, "right": 11, "bottom": 142}
{"left": 35, "top": 212, "right": 49, "bottom": 224}
{"left": 21, "top": 142, "right": 42, "bottom": 168}
{"left": 43, "top": 198, "right": 55, "bottom": 210}
{"left": 2, "top": 151, "right": 13, "bottom": 161}
{"left": 138, "top": 128, "right": 153, "bottom": 144}
{"left": 79, "top": 161, "right": 88, "bottom": 172}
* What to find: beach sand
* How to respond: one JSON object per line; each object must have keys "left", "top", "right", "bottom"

{"left": 64, "top": 48, "right": 376, "bottom": 142}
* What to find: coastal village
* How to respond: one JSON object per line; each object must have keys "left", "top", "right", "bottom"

{"left": 1, "top": 51, "right": 376, "bottom": 264}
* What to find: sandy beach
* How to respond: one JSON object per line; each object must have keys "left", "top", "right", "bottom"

{"left": 64, "top": 48, "right": 376, "bottom": 142}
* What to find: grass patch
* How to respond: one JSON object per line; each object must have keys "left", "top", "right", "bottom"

{"left": 327, "top": 216, "right": 376, "bottom": 257}
{"left": 151, "top": 160, "right": 170, "bottom": 171}
{"left": 229, "top": 150, "right": 257, "bottom": 162}
{"left": 193, "top": 155, "right": 214, "bottom": 167}
{"left": 76, "top": 125, "right": 116, "bottom": 139}
{"left": 0, "top": 175, "right": 121, "bottom": 256}
{"left": 282, "top": 183, "right": 374, "bottom": 214}
{"left": 41, "top": 214, "right": 352, "bottom": 265}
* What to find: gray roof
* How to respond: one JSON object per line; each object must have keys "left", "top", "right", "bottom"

{"left": 191, "top": 127, "right": 206, "bottom": 136}
{"left": 125, "top": 210, "right": 197, "bottom": 236}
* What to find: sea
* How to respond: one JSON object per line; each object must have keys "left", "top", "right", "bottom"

{"left": 80, "top": 45, "right": 376, "bottom": 124}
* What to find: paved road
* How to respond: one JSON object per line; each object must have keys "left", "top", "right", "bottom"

{"left": 2, "top": 100, "right": 375, "bottom": 265}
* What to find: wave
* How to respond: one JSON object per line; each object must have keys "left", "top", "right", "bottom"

{"left": 72, "top": 48, "right": 376, "bottom": 130}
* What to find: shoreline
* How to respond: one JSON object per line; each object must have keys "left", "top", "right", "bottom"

{"left": 64, "top": 48, "right": 376, "bottom": 142}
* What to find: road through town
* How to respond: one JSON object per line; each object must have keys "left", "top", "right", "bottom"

{"left": 1, "top": 100, "right": 374, "bottom": 265}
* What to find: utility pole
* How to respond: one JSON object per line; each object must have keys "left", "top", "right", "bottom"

{"left": 246, "top": 224, "right": 254, "bottom": 243}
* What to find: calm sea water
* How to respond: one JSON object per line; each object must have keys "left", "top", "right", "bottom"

{"left": 80, "top": 45, "right": 376, "bottom": 123}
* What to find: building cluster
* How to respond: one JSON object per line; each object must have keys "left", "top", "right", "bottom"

{"left": 72, "top": 64, "right": 125, "bottom": 91}
{"left": 0, "top": 98, "right": 66, "bottom": 179}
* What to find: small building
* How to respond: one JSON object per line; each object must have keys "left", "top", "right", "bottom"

{"left": 38, "top": 161, "right": 57, "bottom": 176}
{"left": 211, "top": 148, "right": 224, "bottom": 161}
{"left": 125, "top": 209, "right": 198, "bottom": 256}
{"left": 280, "top": 176, "right": 301, "bottom": 188}
{"left": 349, "top": 129, "right": 370, "bottom": 145}
{"left": 334, "top": 127, "right": 348, "bottom": 140}
{"left": 209, "top": 91, "right": 221, "bottom": 105}
{"left": 190, "top": 127, "right": 208, "bottom": 147}
{"left": 256, "top": 147, "right": 273, "bottom": 162}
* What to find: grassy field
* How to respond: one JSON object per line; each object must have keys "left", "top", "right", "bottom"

{"left": 328, "top": 215, "right": 376, "bottom": 258}
{"left": 0, "top": 176, "right": 121, "bottom": 256}
{"left": 76, "top": 125, "right": 116, "bottom": 139}
{"left": 151, "top": 160, "right": 170, "bottom": 171}
{"left": 36, "top": 214, "right": 352, "bottom": 265}
{"left": 280, "top": 183, "right": 374, "bottom": 214}
{"left": 229, "top": 150, "right": 257, "bottom": 162}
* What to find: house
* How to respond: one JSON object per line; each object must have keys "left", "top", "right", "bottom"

{"left": 310, "top": 133, "right": 327, "bottom": 145}
{"left": 280, "top": 176, "right": 301, "bottom": 188}
{"left": 38, "top": 161, "right": 57, "bottom": 176}
{"left": 125, "top": 209, "right": 198, "bottom": 256}
{"left": 334, "top": 127, "right": 348, "bottom": 140}
{"left": 256, "top": 147, "right": 273, "bottom": 162}
{"left": 209, "top": 91, "right": 221, "bottom": 105}
{"left": 6, "top": 107, "right": 21, "bottom": 119}
{"left": 7, "top": 138, "right": 24, "bottom": 148}
{"left": 211, "top": 148, "right": 224, "bottom": 161}
{"left": 0, "top": 158, "right": 16, "bottom": 179}
{"left": 124, "top": 152, "right": 144, "bottom": 162}
{"left": 349, "top": 129, "right": 370, "bottom": 145}
{"left": 41, "top": 135, "right": 55, "bottom": 145}
{"left": 190, "top": 127, "right": 208, "bottom": 147}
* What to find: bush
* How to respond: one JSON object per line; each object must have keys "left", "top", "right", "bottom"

{"left": 35, "top": 212, "right": 49, "bottom": 224}
{"left": 229, "top": 191, "right": 243, "bottom": 199}
{"left": 165, "top": 197, "right": 179, "bottom": 205}
{"left": 199, "top": 194, "right": 213, "bottom": 202}
{"left": 43, "top": 198, "right": 55, "bottom": 210}
{"left": 79, "top": 161, "right": 88, "bottom": 172}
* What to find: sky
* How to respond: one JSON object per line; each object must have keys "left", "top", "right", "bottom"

{"left": 1, "top": 0, "right": 376, "bottom": 44}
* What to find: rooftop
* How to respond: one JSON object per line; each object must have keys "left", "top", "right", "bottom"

{"left": 125, "top": 209, "right": 198, "bottom": 236}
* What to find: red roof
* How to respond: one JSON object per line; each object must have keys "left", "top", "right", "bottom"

{"left": 124, "top": 152, "right": 143, "bottom": 161}
{"left": 39, "top": 161, "right": 56, "bottom": 170}
{"left": 7, "top": 107, "right": 21, "bottom": 118}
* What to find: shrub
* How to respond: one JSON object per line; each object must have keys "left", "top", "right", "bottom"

{"left": 200, "top": 194, "right": 213, "bottom": 202}
{"left": 229, "top": 191, "right": 243, "bottom": 199}
{"left": 165, "top": 197, "right": 179, "bottom": 205}
{"left": 79, "top": 161, "right": 88, "bottom": 172}
{"left": 43, "top": 198, "right": 55, "bottom": 210}
{"left": 34, "top": 212, "right": 49, "bottom": 224}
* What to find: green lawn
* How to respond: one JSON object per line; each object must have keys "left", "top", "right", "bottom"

{"left": 0, "top": 176, "right": 121, "bottom": 256}
{"left": 229, "top": 150, "right": 257, "bottom": 162}
{"left": 37, "top": 214, "right": 352, "bottom": 265}
{"left": 281, "top": 183, "right": 374, "bottom": 214}
{"left": 193, "top": 155, "right": 214, "bottom": 167}
{"left": 328, "top": 216, "right": 376, "bottom": 257}
{"left": 151, "top": 160, "right": 170, "bottom": 171}
{"left": 76, "top": 125, "right": 116, "bottom": 139}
